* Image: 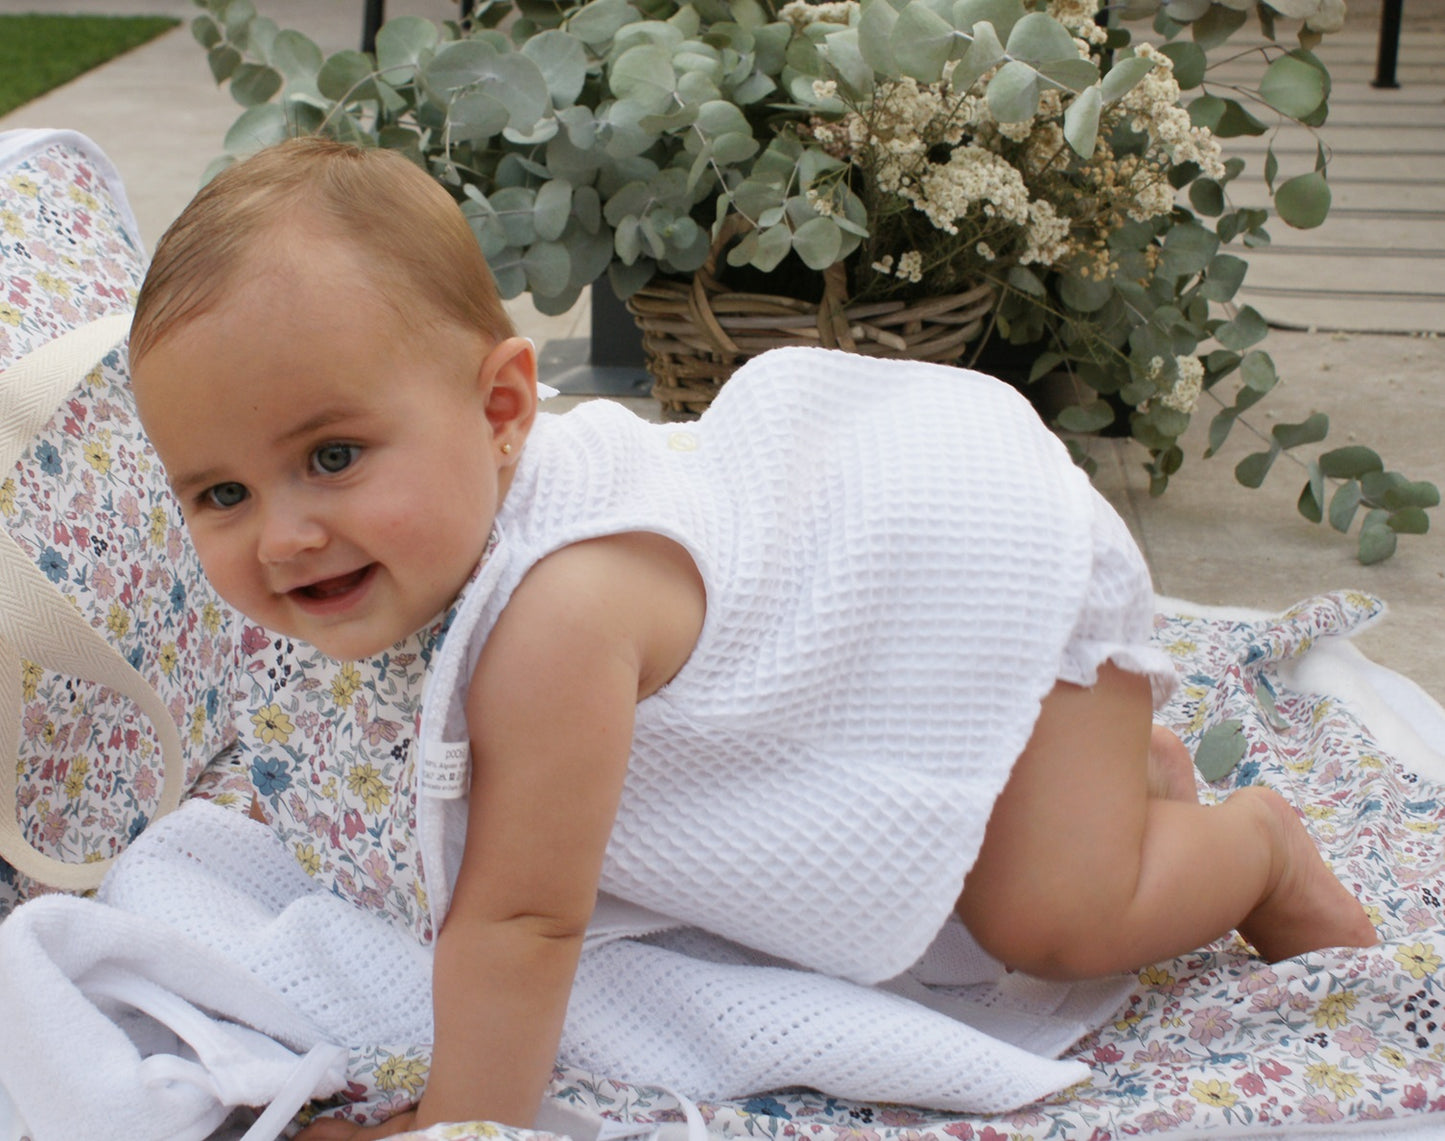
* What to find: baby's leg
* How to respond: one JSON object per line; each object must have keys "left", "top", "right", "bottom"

{"left": 1148, "top": 725, "right": 1198, "bottom": 803}
{"left": 956, "top": 664, "right": 1376, "bottom": 979}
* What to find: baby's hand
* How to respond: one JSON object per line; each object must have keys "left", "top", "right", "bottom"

{"left": 294, "top": 1109, "right": 417, "bottom": 1140}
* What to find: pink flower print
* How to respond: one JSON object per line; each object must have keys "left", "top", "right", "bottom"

{"left": 1134, "top": 1041, "right": 1190, "bottom": 1065}
{"left": 361, "top": 714, "right": 402, "bottom": 748}
{"left": 1005, "top": 1110, "right": 1043, "bottom": 1128}
{"left": 1402, "top": 906, "right": 1438, "bottom": 933}
{"left": 1335, "top": 1025, "right": 1378, "bottom": 1058}
{"left": 241, "top": 625, "right": 270, "bottom": 658}
{"left": 1135, "top": 1110, "right": 1179, "bottom": 1133}
{"left": 1235, "top": 1072, "right": 1267, "bottom": 1097}
{"left": 41, "top": 807, "right": 67, "bottom": 845}
{"left": 877, "top": 1110, "right": 923, "bottom": 1128}
{"left": 50, "top": 723, "right": 70, "bottom": 753}
{"left": 92, "top": 562, "right": 117, "bottom": 600}
{"left": 1237, "top": 965, "right": 1280, "bottom": 994}
{"left": 133, "top": 765, "right": 157, "bottom": 802}
{"left": 22, "top": 703, "right": 48, "bottom": 740}
{"left": 118, "top": 493, "right": 142, "bottom": 531}
{"left": 1359, "top": 1105, "right": 1396, "bottom": 1121}
{"left": 1093, "top": 1043, "right": 1124, "bottom": 1064}
{"left": 941, "top": 1124, "right": 974, "bottom": 1140}
{"left": 1188, "top": 1005, "right": 1234, "bottom": 1046}
{"left": 362, "top": 850, "right": 395, "bottom": 893}
{"left": 977, "top": 1128, "right": 1010, "bottom": 1141}
{"left": 1299, "top": 1094, "right": 1343, "bottom": 1124}
{"left": 73, "top": 715, "right": 91, "bottom": 745}
{"left": 17, "top": 784, "right": 37, "bottom": 809}
{"left": 167, "top": 527, "right": 184, "bottom": 562}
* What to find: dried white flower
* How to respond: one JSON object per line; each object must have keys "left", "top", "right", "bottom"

{"left": 1160, "top": 355, "right": 1205, "bottom": 413}
{"left": 896, "top": 250, "right": 924, "bottom": 282}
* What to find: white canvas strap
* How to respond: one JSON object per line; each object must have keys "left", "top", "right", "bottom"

{"left": 0, "top": 315, "right": 185, "bottom": 891}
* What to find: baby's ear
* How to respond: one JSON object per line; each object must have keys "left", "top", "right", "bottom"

{"left": 478, "top": 336, "right": 538, "bottom": 459}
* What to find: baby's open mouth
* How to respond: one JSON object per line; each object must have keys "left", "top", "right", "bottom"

{"left": 294, "top": 565, "right": 374, "bottom": 601}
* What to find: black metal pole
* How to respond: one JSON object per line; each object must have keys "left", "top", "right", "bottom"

{"left": 1373, "top": 0, "right": 1404, "bottom": 89}
{"left": 362, "top": 0, "right": 385, "bottom": 53}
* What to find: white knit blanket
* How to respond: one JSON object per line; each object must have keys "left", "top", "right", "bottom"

{"left": 0, "top": 799, "right": 1130, "bottom": 1140}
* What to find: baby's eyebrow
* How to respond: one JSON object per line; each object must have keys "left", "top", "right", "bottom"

{"left": 275, "top": 407, "right": 358, "bottom": 444}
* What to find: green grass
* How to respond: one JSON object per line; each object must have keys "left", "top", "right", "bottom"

{"left": 0, "top": 14, "right": 180, "bottom": 117}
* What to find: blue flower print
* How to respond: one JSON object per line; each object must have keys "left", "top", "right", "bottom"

{"left": 127, "top": 812, "right": 150, "bottom": 843}
{"left": 250, "top": 756, "right": 293, "bottom": 797}
{"left": 34, "top": 441, "right": 62, "bottom": 476}
{"left": 37, "top": 546, "right": 67, "bottom": 584}
{"left": 170, "top": 580, "right": 187, "bottom": 612}
{"left": 128, "top": 644, "right": 145, "bottom": 671}
{"left": 205, "top": 687, "right": 220, "bottom": 719}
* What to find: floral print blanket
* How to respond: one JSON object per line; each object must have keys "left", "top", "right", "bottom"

{"left": 301, "top": 591, "right": 1445, "bottom": 1140}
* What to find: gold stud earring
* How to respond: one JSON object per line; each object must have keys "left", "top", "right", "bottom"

{"left": 501, "top": 442, "right": 514, "bottom": 455}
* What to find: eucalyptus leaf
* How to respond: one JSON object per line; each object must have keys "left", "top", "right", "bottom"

{"left": 1387, "top": 507, "right": 1430, "bottom": 535}
{"left": 376, "top": 16, "right": 439, "bottom": 83}
{"left": 1235, "top": 448, "right": 1277, "bottom": 489}
{"left": 192, "top": 15, "right": 222, "bottom": 50}
{"left": 1358, "top": 522, "right": 1398, "bottom": 565}
{"left": 223, "top": 103, "right": 290, "bottom": 153}
{"left": 1199, "top": 252, "right": 1246, "bottom": 301}
{"left": 1297, "top": 467, "right": 1324, "bottom": 524}
{"left": 1005, "top": 12, "right": 1076, "bottom": 62}
{"left": 209, "top": 44, "right": 242, "bottom": 84}
{"left": 892, "top": 2, "right": 956, "bottom": 82}
{"left": 1239, "top": 349, "right": 1276, "bottom": 393}
{"left": 268, "top": 29, "right": 323, "bottom": 82}
{"left": 1318, "top": 445, "right": 1383, "bottom": 479}
{"left": 523, "top": 240, "right": 572, "bottom": 296}
{"left": 951, "top": 20, "right": 1004, "bottom": 93}
{"left": 229, "top": 63, "right": 283, "bottom": 107}
{"left": 611, "top": 43, "right": 679, "bottom": 114}
{"left": 534, "top": 179, "right": 574, "bottom": 241}
{"left": 1259, "top": 52, "right": 1328, "bottom": 119}
{"left": 1056, "top": 400, "right": 1115, "bottom": 433}
{"left": 752, "top": 222, "right": 794, "bottom": 272}
{"left": 1275, "top": 171, "right": 1331, "bottom": 229}
{"left": 858, "top": 0, "right": 900, "bottom": 75}
{"left": 318, "top": 49, "right": 377, "bottom": 102}
{"left": 1194, "top": 720, "right": 1246, "bottom": 783}
{"left": 1328, "top": 480, "right": 1362, "bottom": 533}
{"left": 1101, "top": 54, "right": 1158, "bottom": 103}
{"left": 987, "top": 60, "right": 1040, "bottom": 122}
{"left": 1159, "top": 41, "right": 1206, "bottom": 88}
{"left": 792, "top": 216, "right": 843, "bottom": 269}
{"left": 1062, "top": 84, "right": 1101, "bottom": 159}
{"left": 523, "top": 30, "right": 589, "bottom": 106}
{"left": 1214, "top": 306, "right": 1269, "bottom": 351}
{"left": 953, "top": 0, "right": 1024, "bottom": 41}
{"left": 568, "top": 0, "right": 640, "bottom": 45}
{"left": 1271, "top": 412, "right": 1328, "bottom": 451}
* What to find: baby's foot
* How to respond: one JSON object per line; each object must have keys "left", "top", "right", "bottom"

{"left": 1237, "top": 787, "right": 1378, "bottom": 961}
{"left": 1148, "top": 725, "right": 1199, "bottom": 803}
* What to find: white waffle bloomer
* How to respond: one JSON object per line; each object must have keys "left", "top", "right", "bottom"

{"left": 418, "top": 346, "right": 1178, "bottom": 984}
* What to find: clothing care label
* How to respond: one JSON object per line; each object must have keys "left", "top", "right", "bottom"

{"left": 421, "top": 739, "right": 470, "bottom": 799}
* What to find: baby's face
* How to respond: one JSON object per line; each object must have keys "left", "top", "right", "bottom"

{"left": 133, "top": 245, "right": 525, "bottom": 660}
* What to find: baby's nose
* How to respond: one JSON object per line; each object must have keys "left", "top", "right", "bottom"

{"left": 256, "top": 500, "right": 327, "bottom": 566}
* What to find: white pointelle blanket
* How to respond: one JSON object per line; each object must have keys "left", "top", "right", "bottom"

{"left": 0, "top": 793, "right": 1130, "bottom": 1141}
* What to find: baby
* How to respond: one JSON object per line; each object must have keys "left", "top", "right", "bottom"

{"left": 128, "top": 138, "right": 1377, "bottom": 1139}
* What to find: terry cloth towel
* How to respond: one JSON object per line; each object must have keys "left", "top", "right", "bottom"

{"left": 0, "top": 800, "right": 1131, "bottom": 1137}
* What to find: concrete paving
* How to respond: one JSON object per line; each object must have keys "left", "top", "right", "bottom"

{"left": 2, "top": 0, "right": 1441, "bottom": 701}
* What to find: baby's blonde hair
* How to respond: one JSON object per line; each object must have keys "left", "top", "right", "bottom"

{"left": 131, "top": 136, "right": 515, "bottom": 361}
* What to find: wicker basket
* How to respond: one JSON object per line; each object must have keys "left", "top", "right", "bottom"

{"left": 626, "top": 219, "right": 996, "bottom": 416}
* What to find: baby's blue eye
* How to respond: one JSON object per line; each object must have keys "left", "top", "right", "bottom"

{"left": 205, "top": 482, "right": 247, "bottom": 510}
{"left": 312, "top": 443, "right": 359, "bottom": 475}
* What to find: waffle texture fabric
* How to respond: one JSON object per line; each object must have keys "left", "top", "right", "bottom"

{"left": 0, "top": 800, "right": 1132, "bottom": 1127}
{"left": 418, "top": 347, "right": 1177, "bottom": 983}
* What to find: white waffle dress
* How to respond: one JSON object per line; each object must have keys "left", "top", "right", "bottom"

{"left": 417, "top": 346, "right": 1178, "bottom": 986}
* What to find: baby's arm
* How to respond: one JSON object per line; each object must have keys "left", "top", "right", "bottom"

{"left": 421, "top": 533, "right": 704, "bottom": 1130}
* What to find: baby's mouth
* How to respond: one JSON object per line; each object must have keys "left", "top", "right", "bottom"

{"left": 293, "top": 565, "right": 375, "bottom": 601}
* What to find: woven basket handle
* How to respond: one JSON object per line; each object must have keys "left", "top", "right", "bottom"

{"left": 0, "top": 314, "right": 185, "bottom": 892}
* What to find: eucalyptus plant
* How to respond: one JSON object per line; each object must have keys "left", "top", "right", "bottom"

{"left": 188, "top": 0, "right": 1436, "bottom": 562}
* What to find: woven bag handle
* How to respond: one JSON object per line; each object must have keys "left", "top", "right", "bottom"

{"left": 0, "top": 314, "right": 185, "bottom": 891}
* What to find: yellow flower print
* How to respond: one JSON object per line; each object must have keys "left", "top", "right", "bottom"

{"left": 321, "top": 776, "right": 338, "bottom": 800}
{"left": 201, "top": 602, "right": 222, "bottom": 634}
{"left": 149, "top": 505, "right": 168, "bottom": 547}
{"left": 0, "top": 302, "right": 21, "bottom": 327}
{"left": 1138, "top": 964, "right": 1176, "bottom": 990}
{"left": 158, "top": 642, "right": 179, "bottom": 677}
{"left": 330, "top": 663, "right": 362, "bottom": 708}
{"left": 251, "top": 704, "right": 295, "bottom": 746}
{"left": 412, "top": 877, "right": 429, "bottom": 913}
{"left": 0, "top": 477, "right": 16, "bottom": 517}
{"left": 106, "top": 602, "right": 131, "bottom": 638}
{"left": 67, "top": 186, "right": 100, "bottom": 211}
{"left": 190, "top": 706, "right": 207, "bottom": 747}
{"left": 83, "top": 438, "right": 112, "bottom": 476}
{"left": 1305, "top": 1061, "right": 1360, "bottom": 1100}
{"left": 1312, "top": 990, "right": 1358, "bottom": 1029}
{"left": 1303, "top": 803, "right": 1336, "bottom": 821}
{"left": 1, "top": 209, "right": 23, "bottom": 237}
{"left": 373, "top": 1054, "right": 428, "bottom": 1097}
{"left": 20, "top": 658, "right": 42, "bottom": 702}
{"left": 295, "top": 843, "right": 322, "bottom": 877}
{"left": 34, "top": 271, "right": 72, "bottom": 300}
{"left": 1394, "top": 941, "right": 1443, "bottom": 980}
{"left": 1380, "top": 1047, "right": 1410, "bottom": 1070}
{"left": 345, "top": 763, "right": 391, "bottom": 814}
{"left": 42, "top": 721, "right": 56, "bottom": 745}
{"left": 1190, "top": 1079, "right": 1237, "bottom": 1109}
{"left": 64, "top": 755, "right": 91, "bottom": 800}
{"left": 1311, "top": 700, "right": 1333, "bottom": 726}
{"left": 9, "top": 175, "right": 38, "bottom": 197}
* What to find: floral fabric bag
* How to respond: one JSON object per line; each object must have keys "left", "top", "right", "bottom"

{"left": 0, "top": 129, "right": 241, "bottom": 913}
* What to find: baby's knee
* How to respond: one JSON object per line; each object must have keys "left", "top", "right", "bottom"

{"left": 959, "top": 896, "right": 1127, "bottom": 981}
